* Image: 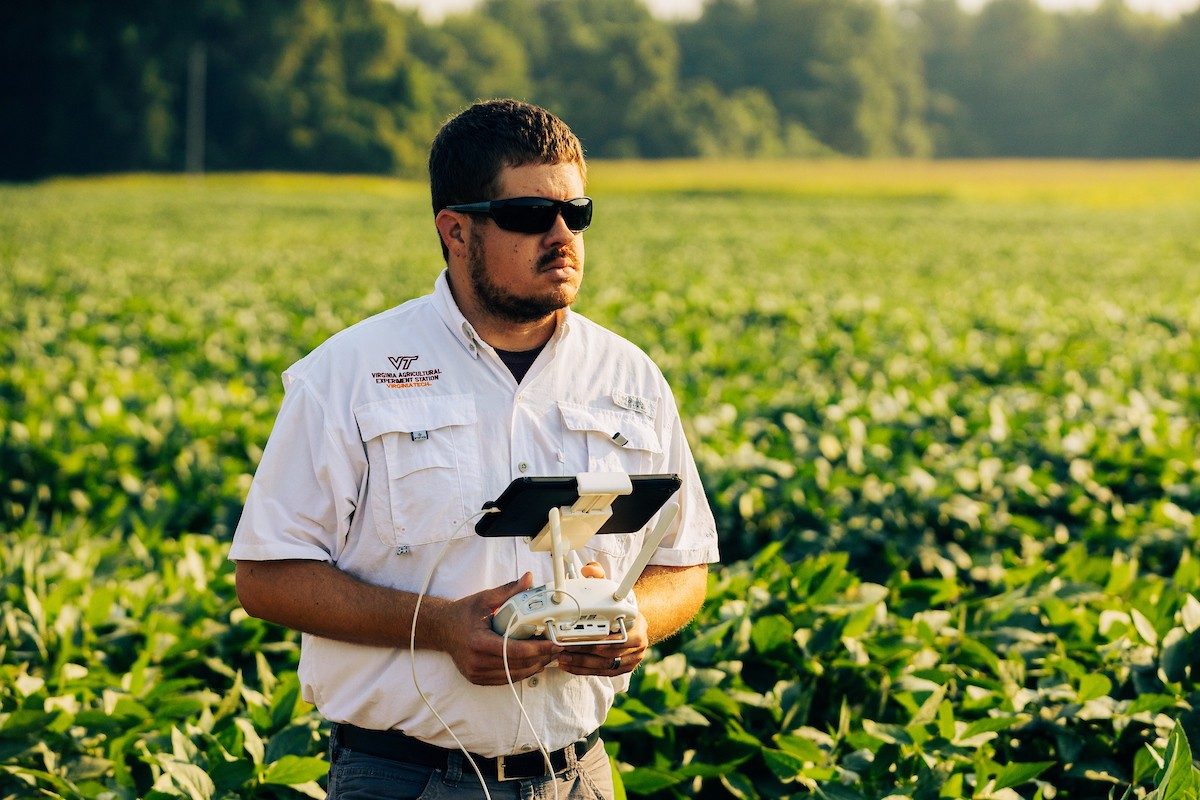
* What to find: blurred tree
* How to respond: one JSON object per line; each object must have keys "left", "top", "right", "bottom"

{"left": 906, "top": 0, "right": 1172, "bottom": 157}
{"left": 628, "top": 82, "right": 830, "bottom": 157}
{"left": 1051, "top": 0, "right": 1165, "bottom": 156}
{"left": 676, "top": 0, "right": 755, "bottom": 93}
{"left": 678, "top": 0, "right": 930, "bottom": 156}
{"left": 5, "top": 0, "right": 1199, "bottom": 176}
{"left": 410, "top": 11, "right": 533, "bottom": 110}
{"left": 904, "top": 0, "right": 989, "bottom": 155}
{"left": 482, "top": 0, "right": 681, "bottom": 157}
{"left": 3, "top": 0, "right": 447, "bottom": 178}
{"left": 952, "top": 0, "right": 1060, "bottom": 155}
{"left": 1152, "top": 6, "right": 1200, "bottom": 156}
{"left": 202, "top": 0, "right": 442, "bottom": 173}
{"left": 2, "top": 0, "right": 191, "bottom": 177}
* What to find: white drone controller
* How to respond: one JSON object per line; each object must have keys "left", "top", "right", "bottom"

{"left": 491, "top": 473, "right": 680, "bottom": 646}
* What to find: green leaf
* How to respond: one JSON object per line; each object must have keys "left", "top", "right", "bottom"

{"left": 958, "top": 716, "right": 1020, "bottom": 741}
{"left": 1135, "top": 746, "right": 1163, "bottom": 784}
{"left": 619, "top": 767, "right": 683, "bottom": 793}
{"left": 941, "top": 773, "right": 964, "bottom": 798}
{"left": 751, "top": 614, "right": 795, "bottom": 654}
{"left": 1078, "top": 674, "right": 1113, "bottom": 702}
{"left": 159, "top": 760, "right": 215, "bottom": 800}
{"left": 210, "top": 672, "right": 244, "bottom": 725}
{"left": 1182, "top": 596, "right": 1200, "bottom": 634}
{"left": 0, "top": 764, "right": 80, "bottom": 796}
{"left": 677, "top": 757, "right": 753, "bottom": 779}
{"left": 861, "top": 720, "right": 913, "bottom": 746}
{"left": 815, "top": 784, "right": 868, "bottom": 800}
{"left": 268, "top": 678, "right": 301, "bottom": 732}
{"left": 774, "top": 733, "right": 824, "bottom": 762}
{"left": 695, "top": 687, "right": 743, "bottom": 720}
{"left": 658, "top": 705, "right": 710, "bottom": 728}
{"left": 260, "top": 755, "right": 329, "bottom": 786}
{"left": 603, "top": 706, "right": 636, "bottom": 728}
{"left": 762, "top": 747, "right": 806, "bottom": 781}
{"left": 1161, "top": 627, "right": 1193, "bottom": 683}
{"left": 265, "top": 724, "right": 316, "bottom": 763}
{"left": 994, "top": 761, "right": 1054, "bottom": 791}
{"left": 290, "top": 781, "right": 327, "bottom": 799}
{"left": 936, "top": 700, "right": 956, "bottom": 740}
{"left": 843, "top": 604, "right": 878, "bottom": 639}
{"left": 1153, "top": 724, "right": 1197, "bottom": 799}
{"left": 234, "top": 718, "right": 264, "bottom": 765}
{"left": 720, "top": 771, "right": 760, "bottom": 800}
{"left": 208, "top": 758, "right": 255, "bottom": 792}
{"left": 611, "top": 758, "right": 628, "bottom": 800}
{"left": 1132, "top": 609, "right": 1160, "bottom": 646}
{"left": 0, "top": 710, "right": 62, "bottom": 737}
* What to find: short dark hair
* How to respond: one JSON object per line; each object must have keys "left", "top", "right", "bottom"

{"left": 429, "top": 99, "right": 586, "bottom": 258}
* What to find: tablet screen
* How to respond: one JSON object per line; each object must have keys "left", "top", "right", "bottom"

{"left": 475, "top": 474, "right": 681, "bottom": 537}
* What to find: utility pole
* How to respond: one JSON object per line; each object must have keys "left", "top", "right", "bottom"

{"left": 186, "top": 42, "right": 206, "bottom": 174}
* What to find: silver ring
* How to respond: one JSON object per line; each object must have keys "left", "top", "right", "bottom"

{"left": 610, "top": 656, "right": 622, "bottom": 670}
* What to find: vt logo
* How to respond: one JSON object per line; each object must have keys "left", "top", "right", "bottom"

{"left": 389, "top": 355, "right": 419, "bottom": 370}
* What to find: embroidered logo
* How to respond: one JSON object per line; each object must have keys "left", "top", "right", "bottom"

{"left": 613, "top": 392, "right": 656, "bottom": 417}
{"left": 389, "top": 355, "right": 419, "bottom": 370}
{"left": 373, "top": 355, "right": 442, "bottom": 389}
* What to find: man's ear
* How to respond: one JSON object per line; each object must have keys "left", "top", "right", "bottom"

{"left": 435, "top": 210, "right": 468, "bottom": 258}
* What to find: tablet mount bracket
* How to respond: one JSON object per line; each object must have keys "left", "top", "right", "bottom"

{"left": 490, "top": 472, "right": 679, "bottom": 646}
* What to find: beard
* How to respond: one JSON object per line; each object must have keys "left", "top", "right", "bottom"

{"left": 467, "top": 230, "right": 579, "bottom": 324}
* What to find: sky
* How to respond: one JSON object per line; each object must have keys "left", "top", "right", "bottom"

{"left": 394, "top": 0, "right": 1200, "bottom": 21}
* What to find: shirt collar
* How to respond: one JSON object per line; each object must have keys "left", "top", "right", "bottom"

{"left": 432, "top": 269, "right": 574, "bottom": 359}
{"left": 432, "top": 270, "right": 484, "bottom": 359}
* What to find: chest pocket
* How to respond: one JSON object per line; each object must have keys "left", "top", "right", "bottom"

{"left": 355, "top": 394, "right": 478, "bottom": 550}
{"left": 558, "top": 401, "right": 662, "bottom": 474}
{"left": 558, "top": 401, "right": 663, "bottom": 559}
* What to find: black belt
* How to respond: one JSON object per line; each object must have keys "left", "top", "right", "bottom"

{"left": 334, "top": 723, "right": 601, "bottom": 782}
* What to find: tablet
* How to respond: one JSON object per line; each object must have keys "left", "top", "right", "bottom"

{"left": 475, "top": 474, "right": 681, "bottom": 537}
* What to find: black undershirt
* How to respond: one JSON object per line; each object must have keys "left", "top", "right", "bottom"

{"left": 495, "top": 343, "right": 546, "bottom": 384}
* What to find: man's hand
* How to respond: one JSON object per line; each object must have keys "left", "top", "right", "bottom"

{"left": 555, "top": 613, "right": 649, "bottom": 677}
{"left": 434, "top": 572, "right": 564, "bottom": 686}
{"left": 555, "top": 564, "right": 708, "bottom": 676}
{"left": 235, "top": 561, "right": 562, "bottom": 686}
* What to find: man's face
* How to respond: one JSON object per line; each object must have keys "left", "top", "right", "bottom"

{"left": 464, "top": 162, "right": 586, "bottom": 325}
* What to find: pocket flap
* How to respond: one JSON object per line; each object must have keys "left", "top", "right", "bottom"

{"left": 354, "top": 394, "right": 476, "bottom": 442}
{"left": 558, "top": 401, "right": 662, "bottom": 454}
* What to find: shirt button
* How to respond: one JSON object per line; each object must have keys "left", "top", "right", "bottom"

{"left": 529, "top": 677, "right": 539, "bottom": 687}
{"left": 518, "top": 462, "right": 529, "bottom": 473}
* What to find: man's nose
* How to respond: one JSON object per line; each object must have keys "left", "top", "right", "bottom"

{"left": 542, "top": 209, "right": 577, "bottom": 246}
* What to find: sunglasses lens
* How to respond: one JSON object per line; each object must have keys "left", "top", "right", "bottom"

{"left": 486, "top": 197, "right": 592, "bottom": 234}
{"left": 493, "top": 202, "right": 559, "bottom": 234}
{"left": 560, "top": 199, "right": 592, "bottom": 232}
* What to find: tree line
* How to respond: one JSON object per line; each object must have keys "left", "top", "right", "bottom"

{"left": 3, "top": 0, "right": 1199, "bottom": 179}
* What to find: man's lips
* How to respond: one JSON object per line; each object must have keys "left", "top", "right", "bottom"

{"left": 538, "top": 251, "right": 579, "bottom": 273}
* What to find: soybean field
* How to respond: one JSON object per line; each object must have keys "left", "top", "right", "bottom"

{"left": 3, "top": 161, "right": 1200, "bottom": 799}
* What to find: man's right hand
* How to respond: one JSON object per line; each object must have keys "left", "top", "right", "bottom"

{"left": 235, "top": 560, "right": 563, "bottom": 686}
{"left": 435, "top": 572, "right": 563, "bottom": 686}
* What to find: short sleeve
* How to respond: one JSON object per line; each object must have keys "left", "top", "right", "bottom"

{"left": 229, "top": 377, "right": 363, "bottom": 563}
{"left": 649, "top": 380, "right": 720, "bottom": 567}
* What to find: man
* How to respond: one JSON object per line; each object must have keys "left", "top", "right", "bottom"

{"left": 231, "top": 99, "right": 718, "bottom": 800}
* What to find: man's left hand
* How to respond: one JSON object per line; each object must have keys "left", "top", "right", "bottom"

{"left": 554, "top": 614, "right": 648, "bottom": 676}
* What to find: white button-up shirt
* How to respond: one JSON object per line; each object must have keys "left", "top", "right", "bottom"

{"left": 230, "top": 271, "right": 719, "bottom": 756}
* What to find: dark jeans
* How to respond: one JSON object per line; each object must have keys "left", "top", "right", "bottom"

{"left": 326, "top": 725, "right": 615, "bottom": 800}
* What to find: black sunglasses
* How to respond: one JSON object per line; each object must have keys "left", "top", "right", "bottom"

{"left": 444, "top": 196, "right": 593, "bottom": 234}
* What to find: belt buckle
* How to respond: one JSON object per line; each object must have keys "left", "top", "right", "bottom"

{"left": 496, "top": 754, "right": 519, "bottom": 782}
{"left": 496, "top": 752, "right": 554, "bottom": 782}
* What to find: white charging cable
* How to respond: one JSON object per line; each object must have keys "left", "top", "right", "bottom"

{"left": 410, "top": 509, "right": 574, "bottom": 800}
{"left": 410, "top": 508, "right": 499, "bottom": 800}
{"left": 502, "top": 613, "right": 565, "bottom": 800}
